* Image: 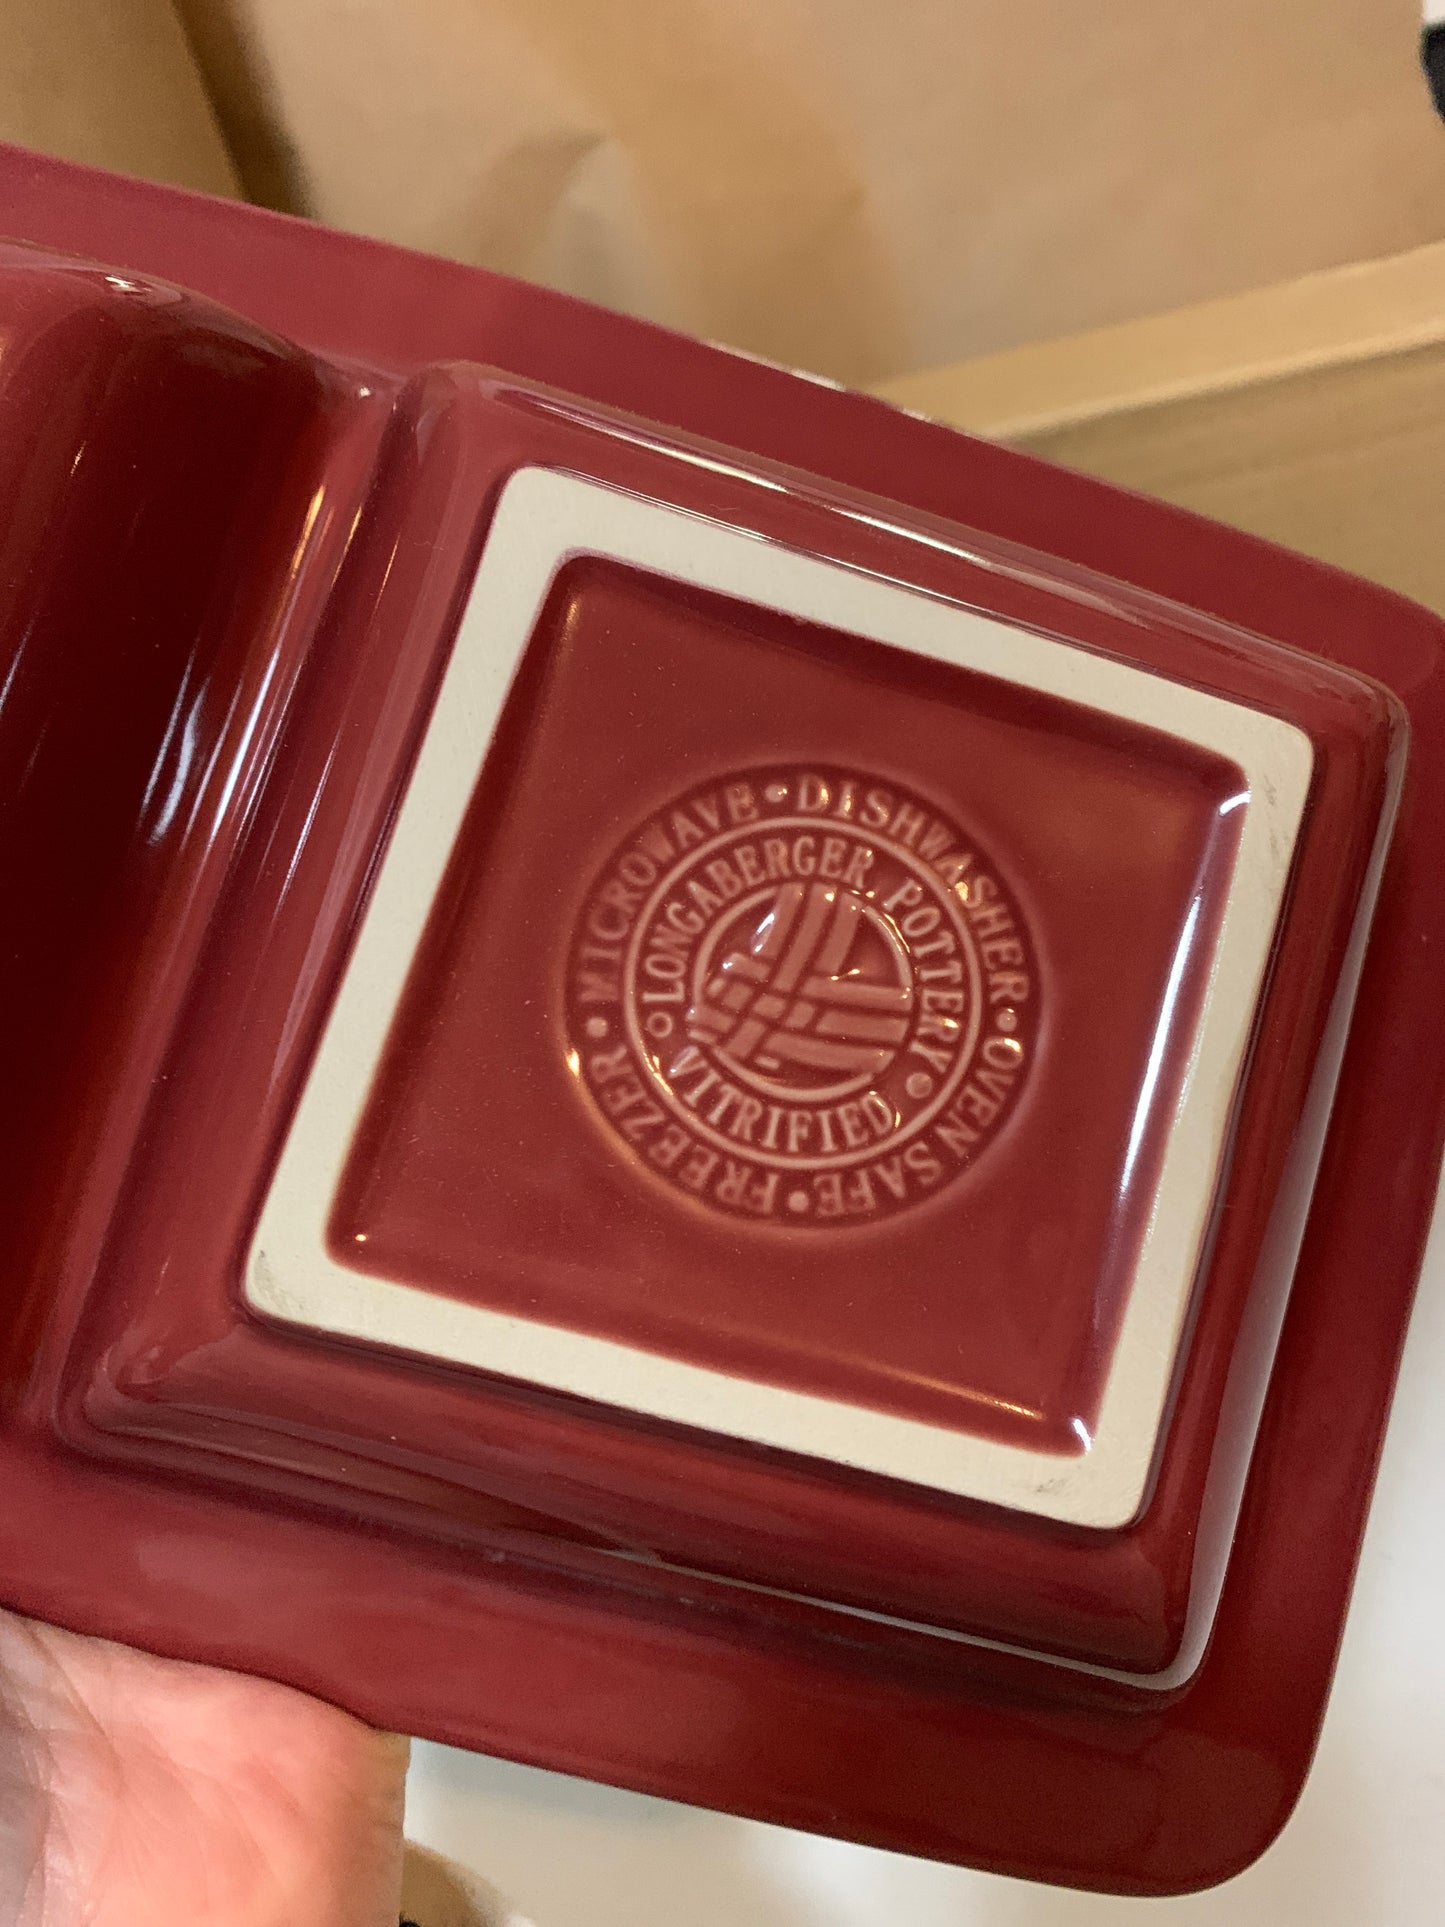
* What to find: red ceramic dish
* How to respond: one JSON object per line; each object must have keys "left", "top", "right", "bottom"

{"left": 0, "top": 143, "right": 1442, "bottom": 1896}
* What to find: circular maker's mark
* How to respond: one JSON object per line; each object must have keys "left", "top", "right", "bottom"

{"left": 566, "top": 768, "right": 1038, "bottom": 1226}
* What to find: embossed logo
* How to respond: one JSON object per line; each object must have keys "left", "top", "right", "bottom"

{"left": 566, "top": 768, "right": 1037, "bottom": 1225}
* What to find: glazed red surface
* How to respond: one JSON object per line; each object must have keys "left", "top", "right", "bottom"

{"left": 34, "top": 366, "right": 1392, "bottom": 1689}
{"left": 333, "top": 558, "right": 1242, "bottom": 1448}
{"left": 0, "top": 145, "right": 1438, "bottom": 1895}
{"left": 0, "top": 261, "right": 340, "bottom": 1389}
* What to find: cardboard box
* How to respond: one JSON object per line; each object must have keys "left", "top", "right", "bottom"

{"left": 875, "top": 242, "right": 1445, "bottom": 617}
{"left": 0, "top": 0, "right": 236, "bottom": 197}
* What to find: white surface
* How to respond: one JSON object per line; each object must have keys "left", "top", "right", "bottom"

{"left": 249, "top": 463, "right": 1311, "bottom": 1529}
{"left": 405, "top": 1165, "right": 1445, "bottom": 1924}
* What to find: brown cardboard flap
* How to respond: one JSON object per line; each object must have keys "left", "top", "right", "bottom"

{"left": 0, "top": 0, "right": 237, "bottom": 198}
{"left": 874, "top": 242, "right": 1445, "bottom": 439}
{"left": 874, "top": 243, "right": 1445, "bottom": 614}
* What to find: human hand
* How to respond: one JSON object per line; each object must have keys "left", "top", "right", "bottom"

{"left": 0, "top": 1607, "right": 410, "bottom": 1926}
